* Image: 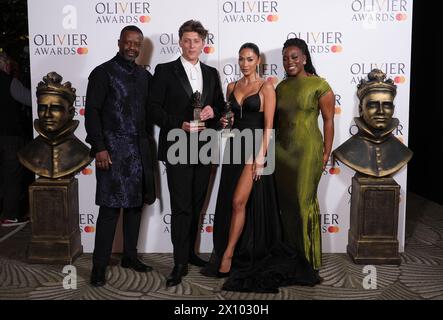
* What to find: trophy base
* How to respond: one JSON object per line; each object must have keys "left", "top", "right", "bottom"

{"left": 221, "top": 129, "right": 235, "bottom": 138}
{"left": 347, "top": 173, "right": 401, "bottom": 265}
{"left": 190, "top": 120, "right": 205, "bottom": 128}
{"left": 27, "top": 177, "right": 83, "bottom": 264}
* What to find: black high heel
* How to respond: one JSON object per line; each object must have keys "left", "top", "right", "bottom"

{"left": 218, "top": 255, "right": 232, "bottom": 278}
{"left": 314, "top": 269, "right": 323, "bottom": 284}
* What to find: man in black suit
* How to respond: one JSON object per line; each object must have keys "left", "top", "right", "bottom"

{"left": 149, "top": 20, "right": 224, "bottom": 287}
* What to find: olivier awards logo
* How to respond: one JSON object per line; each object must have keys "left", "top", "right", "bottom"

{"left": 158, "top": 33, "right": 216, "bottom": 56}
{"left": 79, "top": 213, "right": 96, "bottom": 233}
{"left": 350, "top": 0, "right": 409, "bottom": 27}
{"left": 320, "top": 213, "right": 340, "bottom": 234}
{"left": 94, "top": 1, "right": 151, "bottom": 24}
{"left": 203, "top": 33, "right": 216, "bottom": 55}
{"left": 260, "top": 63, "right": 279, "bottom": 86}
{"left": 158, "top": 32, "right": 180, "bottom": 55}
{"left": 74, "top": 93, "right": 87, "bottom": 117}
{"left": 334, "top": 93, "right": 343, "bottom": 116}
{"left": 324, "top": 154, "right": 341, "bottom": 176}
{"left": 33, "top": 5, "right": 88, "bottom": 56}
{"left": 221, "top": 62, "right": 280, "bottom": 85}
{"left": 81, "top": 164, "right": 93, "bottom": 176}
{"left": 200, "top": 214, "right": 214, "bottom": 233}
{"left": 162, "top": 213, "right": 214, "bottom": 233}
{"left": 287, "top": 31, "right": 344, "bottom": 54}
{"left": 348, "top": 119, "right": 406, "bottom": 142}
{"left": 163, "top": 213, "right": 171, "bottom": 233}
{"left": 33, "top": 34, "right": 88, "bottom": 55}
{"left": 395, "top": 122, "right": 405, "bottom": 143}
{"left": 221, "top": 0, "right": 279, "bottom": 23}
{"left": 350, "top": 62, "right": 407, "bottom": 85}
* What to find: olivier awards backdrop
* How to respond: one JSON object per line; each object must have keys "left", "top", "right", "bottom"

{"left": 27, "top": 0, "right": 413, "bottom": 254}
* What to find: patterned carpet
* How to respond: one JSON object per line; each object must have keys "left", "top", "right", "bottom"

{"left": 1, "top": 192, "right": 442, "bottom": 300}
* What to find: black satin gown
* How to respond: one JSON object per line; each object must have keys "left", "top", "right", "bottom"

{"left": 202, "top": 83, "right": 320, "bottom": 293}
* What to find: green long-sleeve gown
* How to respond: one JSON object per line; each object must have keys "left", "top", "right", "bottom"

{"left": 275, "top": 75, "right": 331, "bottom": 270}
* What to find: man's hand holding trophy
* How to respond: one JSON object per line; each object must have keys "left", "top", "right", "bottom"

{"left": 184, "top": 90, "right": 215, "bottom": 132}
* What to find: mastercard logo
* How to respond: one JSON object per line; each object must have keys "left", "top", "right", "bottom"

{"left": 139, "top": 16, "right": 151, "bottom": 23}
{"left": 394, "top": 76, "right": 406, "bottom": 84}
{"left": 205, "top": 225, "right": 213, "bottom": 233}
{"left": 84, "top": 225, "right": 95, "bottom": 233}
{"left": 203, "top": 46, "right": 215, "bottom": 54}
{"left": 267, "top": 76, "right": 279, "bottom": 86}
{"left": 328, "top": 225, "right": 340, "bottom": 233}
{"left": 77, "top": 47, "right": 88, "bottom": 55}
{"left": 395, "top": 13, "right": 407, "bottom": 21}
{"left": 329, "top": 167, "right": 340, "bottom": 175}
{"left": 82, "top": 168, "right": 93, "bottom": 175}
{"left": 335, "top": 106, "right": 342, "bottom": 114}
{"left": 267, "top": 14, "right": 279, "bottom": 22}
{"left": 331, "top": 45, "right": 343, "bottom": 53}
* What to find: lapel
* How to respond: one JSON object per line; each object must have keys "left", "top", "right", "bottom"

{"left": 200, "top": 62, "right": 211, "bottom": 106}
{"left": 173, "top": 58, "right": 193, "bottom": 98}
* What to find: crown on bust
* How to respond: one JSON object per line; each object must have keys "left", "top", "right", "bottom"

{"left": 36, "top": 72, "right": 76, "bottom": 104}
{"left": 357, "top": 69, "right": 396, "bottom": 100}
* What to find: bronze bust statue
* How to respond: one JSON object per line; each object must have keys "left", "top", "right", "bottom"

{"left": 333, "top": 69, "right": 412, "bottom": 177}
{"left": 18, "top": 72, "right": 92, "bottom": 178}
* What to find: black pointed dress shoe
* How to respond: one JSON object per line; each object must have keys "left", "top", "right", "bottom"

{"left": 121, "top": 256, "right": 153, "bottom": 272}
{"left": 90, "top": 265, "right": 106, "bottom": 287}
{"left": 166, "top": 264, "right": 188, "bottom": 287}
{"left": 189, "top": 254, "right": 208, "bottom": 267}
{"left": 216, "top": 271, "right": 230, "bottom": 278}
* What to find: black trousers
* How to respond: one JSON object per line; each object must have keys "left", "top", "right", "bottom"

{"left": 92, "top": 206, "right": 142, "bottom": 267}
{"left": 166, "top": 163, "right": 212, "bottom": 265}
{"left": 0, "top": 136, "right": 26, "bottom": 219}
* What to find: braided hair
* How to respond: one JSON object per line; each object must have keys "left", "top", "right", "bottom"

{"left": 283, "top": 38, "right": 317, "bottom": 76}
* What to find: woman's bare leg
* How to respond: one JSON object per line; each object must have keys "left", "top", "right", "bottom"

{"left": 219, "top": 164, "right": 254, "bottom": 273}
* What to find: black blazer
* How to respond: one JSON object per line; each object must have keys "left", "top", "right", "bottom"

{"left": 149, "top": 58, "right": 225, "bottom": 161}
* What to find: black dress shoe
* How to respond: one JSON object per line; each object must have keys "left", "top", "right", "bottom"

{"left": 189, "top": 254, "right": 208, "bottom": 267}
{"left": 90, "top": 266, "right": 106, "bottom": 287}
{"left": 166, "top": 264, "right": 188, "bottom": 287}
{"left": 216, "top": 271, "right": 230, "bottom": 278}
{"left": 121, "top": 256, "right": 153, "bottom": 272}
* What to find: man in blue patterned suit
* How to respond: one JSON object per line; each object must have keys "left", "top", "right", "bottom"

{"left": 85, "top": 25, "right": 156, "bottom": 287}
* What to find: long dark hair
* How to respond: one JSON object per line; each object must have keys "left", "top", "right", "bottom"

{"left": 283, "top": 38, "right": 317, "bottom": 76}
{"left": 239, "top": 42, "right": 260, "bottom": 57}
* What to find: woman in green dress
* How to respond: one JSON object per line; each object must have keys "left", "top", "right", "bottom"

{"left": 275, "top": 38, "right": 335, "bottom": 271}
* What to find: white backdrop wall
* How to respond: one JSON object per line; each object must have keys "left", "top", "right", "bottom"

{"left": 27, "top": 0, "right": 413, "bottom": 253}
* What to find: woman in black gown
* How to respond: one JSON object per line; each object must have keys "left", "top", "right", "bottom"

{"left": 201, "top": 43, "right": 320, "bottom": 293}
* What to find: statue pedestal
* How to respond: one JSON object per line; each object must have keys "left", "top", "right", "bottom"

{"left": 347, "top": 173, "right": 401, "bottom": 265}
{"left": 27, "top": 177, "right": 83, "bottom": 264}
